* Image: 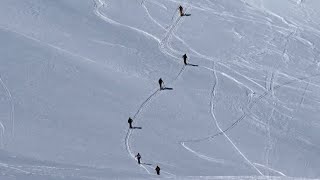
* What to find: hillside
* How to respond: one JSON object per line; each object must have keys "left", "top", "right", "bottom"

{"left": 0, "top": 0, "right": 320, "bottom": 179}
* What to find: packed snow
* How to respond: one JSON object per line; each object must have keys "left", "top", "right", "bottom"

{"left": 0, "top": 0, "right": 320, "bottom": 179}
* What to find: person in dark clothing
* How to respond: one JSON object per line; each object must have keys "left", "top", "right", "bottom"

{"left": 128, "top": 117, "right": 133, "bottom": 129}
{"left": 179, "top": 5, "right": 184, "bottom": 16}
{"left": 135, "top": 153, "right": 141, "bottom": 164}
{"left": 183, "top": 53, "right": 188, "bottom": 65}
{"left": 158, "top": 78, "right": 164, "bottom": 90}
{"left": 155, "top": 166, "right": 160, "bottom": 175}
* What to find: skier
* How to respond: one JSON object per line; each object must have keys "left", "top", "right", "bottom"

{"left": 158, "top": 78, "right": 164, "bottom": 90}
{"left": 183, "top": 53, "right": 188, "bottom": 65}
{"left": 128, "top": 117, "right": 133, "bottom": 129}
{"left": 155, "top": 165, "right": 160, "bottom": 175}
{"left": 179, "top": 5, "right": 184, "bottom": 17}
{"left": 135, "top": 153, "right": 141, "bottom": 164}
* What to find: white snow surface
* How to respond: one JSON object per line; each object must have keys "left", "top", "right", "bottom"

{"left": 0, "top": 0, "right": 320, "bottom": 179}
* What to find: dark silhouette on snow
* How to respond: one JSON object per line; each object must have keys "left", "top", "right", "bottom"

{"left": 179, "top": 5, "right": 184, "bottom": 17}
{"left": 128, "top": 117, "right": 142, "bottom": 129}
{"left": 155, "top": 165, "right": 160, "bottom": 175}
{"left": 183, "top": 53, "right": 188, "bottom": 65}
{"left": 158, "top": 78, "right": 164, "bottom": 90}
{"left": 135, "top": 153, "right": 141, "bottom": 164}
{"left": 178, "top": 5, "right": 191, "bottom": 17}
{"left": 158, "top": 78, "right": 173, "bottom": 90}
{"left": 128, "top": 117, "right": 133, "bottom": 129}
{"left": 182, "top": 54, "right": 198, "bottom": 67}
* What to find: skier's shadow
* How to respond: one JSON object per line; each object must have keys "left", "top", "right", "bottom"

{"left": 161, "top": 87, "right": 173, "bottom": 90}
{"left": 186, "top": 63, "right": 198, "bottom": 67}
{"left": 141, "top": 163, "right": 152, "bottom": 166}
{"left": 132, "top": 127, "right": 142, "bottom": 129}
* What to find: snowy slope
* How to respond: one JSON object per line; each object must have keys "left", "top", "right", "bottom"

{"left": 0, "top": 0, "right": 320, "bottom": 179}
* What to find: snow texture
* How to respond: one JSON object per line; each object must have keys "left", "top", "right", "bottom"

{"left": 0, "top": 0, "right": 320, "bottom": 179}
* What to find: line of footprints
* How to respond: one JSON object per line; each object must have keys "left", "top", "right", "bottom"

{"left": 127, "top": 5, "right": 193, "bottom": 176}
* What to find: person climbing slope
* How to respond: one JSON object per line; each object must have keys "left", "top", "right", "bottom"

{"left": 128, "top": 117, "right": 133, "bottom": 129}
{"left": 179, "top": 5, "right": 184, "bottom": 17}
{"left": 178, "top": 5, "right": 191, "bottom": 17}
{"left": 155, "top": 165, "right": 161, "bottom": 175}
{"left": 135, "top": 153, "right": 141, "bottom": 164}
{"left": 158, "top": 78, "right": 164, "bottom": 90}
{"left": 183, "top": 53, "right": 188, "bottom": 65}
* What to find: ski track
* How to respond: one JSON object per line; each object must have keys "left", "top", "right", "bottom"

{"left": 253, "top": 163, "right": 286, "bottom": 177}
{"left": 199, "top": 0, "right": 320, "bottom": 67}
{"left": 181, "top": 142, "right": 226, "bottom": 165}
{"left": 143, "top": 0, "right": 168, "bottom": 10}
{"left": 208, "top": 63, "right": 264, "bottom": 176}
{"left": 270, "top": 71, "right": 276, "bottom": 97}
{"left": 124, "top": 64, "right": 186, "bottom": 176}
{"left": 93, "top": 0, "right": 161, "bottom": 43}
{"left": 90, "top": 39, "right": 139, "bottom": 53}
{"left": 299, "top": 81, "right": 309, "bottom": 106}
{"left": 0, "top": 162, "right": 31, "bottom": 174}
{"left": 278, "top": 71, "right": 320, "bottom": 89}
{"left": 159, "top": 15, "right": 183, "bottom": 61}
{"left": 133, "top": 89, "right": 160, "bottom": 119}
{"left": 125, "top": 127, "right": 152, "bottom": 175}
{"left": 181, "top": 65, "right": 306, "bottom": 176}
{"left": 0, "top": 122, "right": 4, "bottom": 148}
{"left": 141, "top": 1, "right": 166, "bottom": 31}
{"left": 264, "top": 108, "right": 274, "bottom": 176}
{"left": 181, "top": 62, "right": 265, "bottom": 175}
{"left": 165, "top": 0, "right": 298, "bottom": 34}
{"left": 174, "top": 0, "right": 320, "bottom": 54}
{"left": 123, "top": 88, "right": 160, "bottom": 175}
{"left": 0, "top": 75, "right": 15, "bottom": 141}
